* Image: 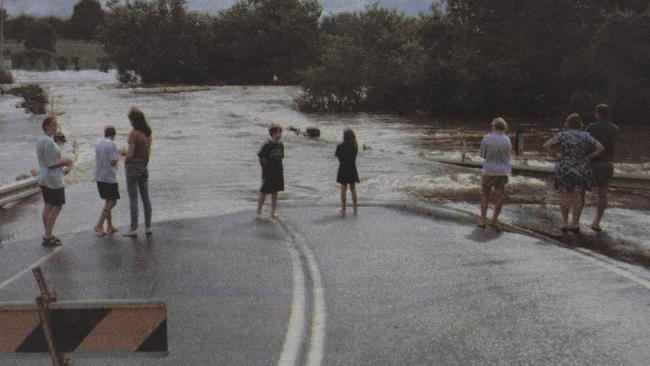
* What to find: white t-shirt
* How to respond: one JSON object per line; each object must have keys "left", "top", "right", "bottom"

{"left": 36, "top": 133, "right": 64, "bottom": 189}
{"left": 479, "top": 132, "right": 512, "bottom": 176}
{"left": 93, "top": 138, "right": 119, "bottom": 183}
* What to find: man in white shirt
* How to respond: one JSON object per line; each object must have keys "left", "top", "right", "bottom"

{"left": 478, "top": 118, "right": 512, "bottom": 228}
{"left": 36, "top": 117, "right": 73, "bottom": 247}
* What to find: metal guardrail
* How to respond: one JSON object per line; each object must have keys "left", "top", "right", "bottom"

{"left": 432, "top": 157, "right": 650, "bottom": 191}
{"left": 0, "top": 167, "right": 71, "bottom": 209}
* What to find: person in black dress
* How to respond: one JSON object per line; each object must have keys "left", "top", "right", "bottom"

{"left": 256, "top": 124, "right": 284, "bottom": 220}
{"left": 336, "top": 129, "right": 360, "bottom": 216}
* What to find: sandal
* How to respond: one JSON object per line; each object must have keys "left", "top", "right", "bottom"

{"left": 107, "top": 226, "right": 119, "bottom": 235}
{"left": 122, "top": 230, "right": 138, "bottom": 238}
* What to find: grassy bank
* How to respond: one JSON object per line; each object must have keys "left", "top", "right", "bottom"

{"left": 3, "top": 39, "right": 106, "bottom": 70}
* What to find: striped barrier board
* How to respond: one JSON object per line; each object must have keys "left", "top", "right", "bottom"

{"left": 0, "top": 302, "right": 167, "bottom": 353}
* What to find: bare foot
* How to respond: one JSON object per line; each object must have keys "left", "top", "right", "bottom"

{"left": 340, "top": 209, "right": 346, "bottom": 217}
{"left": 269, "top": 213, "right": 279, "bottom": 221}
{"left": 107, "top": 226, "right": 118, "bottom": 235}
{"left": 94, "top": 226, "right": 107, "bottom": 236}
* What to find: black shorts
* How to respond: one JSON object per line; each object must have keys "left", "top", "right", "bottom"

{"left": 591, "top": 163, "right": 614, "bottom": 188}
{"left": 97, "top": 182, "right": 120, "bottom": 201}
{"left": 40, "top": 186, "right": 65, "bottom": 207}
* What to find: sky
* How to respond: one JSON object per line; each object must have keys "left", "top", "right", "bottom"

{"left": 2, "top": 0, "right": 435, "bottom": 17}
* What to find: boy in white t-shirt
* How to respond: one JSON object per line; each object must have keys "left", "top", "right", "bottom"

{"left": 93, "top": 126, "right": 121, "bottom": 236}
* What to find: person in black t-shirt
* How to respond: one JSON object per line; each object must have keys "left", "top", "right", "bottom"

{"left": 585, "top": 104, "right": 619, "bottom": 232}
{"left": 335, "top": 129, "right": 360, "bottom": 216}
{"left": 256, "top": 124, "right": 284, "bottom": 220}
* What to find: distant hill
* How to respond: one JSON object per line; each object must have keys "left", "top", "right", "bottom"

{"left": 3, "top": 0, "right": 435, "bottom": 17}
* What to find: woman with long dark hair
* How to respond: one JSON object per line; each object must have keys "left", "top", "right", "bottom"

{"left": 335, "top": 128, "right": 360, "bottom": 216}
{"left": 122, "top": 107, "right": 153, "bottom": 237}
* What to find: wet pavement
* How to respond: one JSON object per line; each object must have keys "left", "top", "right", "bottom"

{"left": 1, "top": 205, "right": 649, "bottom": 365}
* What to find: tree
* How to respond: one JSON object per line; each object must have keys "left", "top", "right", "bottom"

{"left": 211, "top": 0, "right": 322, "bottom": 84}
{"left": 24, "top": 20, "right": 57, "bottom": 52}
{"left": 102, "top": 0, "right": 213, "bottom": 83}
{"left": 70, "top": 0, "right": 104, "bottom": 41}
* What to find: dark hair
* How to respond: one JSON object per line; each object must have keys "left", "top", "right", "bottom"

{"left": 343, "top": 128, "right": 358, "bottom": 148}
{"left": 128, "top": 107, "right": 152, "bottom": 137}
{"left": 269, "top": 124, "right": 283, "bottom": 136}
{"left": 42, "top": 116, "right": 57, "bottom": 131}
{"left": 595, "top": 104, "right": 610, "bottom": 120}
{"left": 565, "top": 113, "right": 583, "bottom": 130}
{"left": 104, "top": 125, "right": 116, "bottom": 138}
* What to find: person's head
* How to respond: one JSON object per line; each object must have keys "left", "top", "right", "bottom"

{"left": 104, "top": 125, "right": 117, "bottom": 140}
{"left": 269, "top": 124, "right": 283, "bottom": 141}
{"left": 595, "top": 104, "right": 610, "bottom": 121}
{"left": 42, "top": 116, "right": 58, "bottom": 136}
{"left": 128, "top": 107, "right": 152, "bottom": 137}
{"left": 491, "top": 117, "right": 508, "bottom": 133}
{"left": 565, "top": 113, "right": 583, "bottom": 130}
{"left": 343, "top": 128, "right": 357, "bottom": 147}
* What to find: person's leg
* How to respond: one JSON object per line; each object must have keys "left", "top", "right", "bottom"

{"left": 560, "top": 191, "right": 571, "bottom": 230}
{"left": 42, "top": 203, "right": 51, "bottom": 237}
{"left": 340, "top": 184, "right": 348, "bottom": 216}
{"left": 350, "top": 183, "right": 358, "bottom": 215}
{"left": 591, "top": 187, "right": 608, "bottom": 230}
{"left": 570, "top": 189, "right": 585, "bottom": 229}
{"left": 479, "top": 184, "right": 491, "bottom": 226}
{"left": 490, "top": 184, "right": 505, "bottom": 225}
{"left": 95, "top": 200, "right": 108, "bottom": 235}
{"left": 138, "top": 173, "right": 152, "bottom": 232}
{"left": 105, "top": 200, "right": 117, "bottom": 233}
{"left": 125, "top": 165, "right": 139, "bottom": 236}
{"left": 256, "top": 193, "right": 267, "bottom": 219}
{"left": 46, "top": 205, "right": 62, "bottom": 238}
{"left": 270, "top": 193, "right": 278, "bottom": 219}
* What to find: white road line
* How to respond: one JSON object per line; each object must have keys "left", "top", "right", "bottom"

{"left": 283, "top": 223, "right": 326, "bottom": 366}
{"left": 277, "top": 223, "right": 307, "bottom": 366}
{"left": 276, "top": 220, "right": 327, "bottom": 366}
{"left": 0, "top": 247, "right": 63, "bottom": 291}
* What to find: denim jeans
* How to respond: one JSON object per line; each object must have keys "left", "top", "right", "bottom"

{"left": 125, "top": 163, "right": 151, "bottom": 231}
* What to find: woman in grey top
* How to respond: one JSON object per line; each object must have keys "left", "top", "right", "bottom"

{"left": 477, "top": 118, "right": 512, "bottom": 228}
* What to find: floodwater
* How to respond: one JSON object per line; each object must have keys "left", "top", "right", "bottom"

{"left": 1, "top": 70, "right": 649, "bottom": 254}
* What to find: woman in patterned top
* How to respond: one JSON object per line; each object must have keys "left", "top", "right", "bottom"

{"left": 543, "top": 113, "right": 604, "bottom": 233}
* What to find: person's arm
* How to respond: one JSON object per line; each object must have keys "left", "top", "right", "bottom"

{"left": 258, "top": 143, "right": 268, "bottom": 166}
{"left": 478, "top": 137, "right": 487, "bottom": 159}
{"left": 125, "top": 135, "right": 136, "bottom": 160}
{"left": 110, "top": 144, "right": 120, "bottom": 167}
{"left": 44, "top": 141, "right": 72, "bottom": 169}
{"left": 542, "top": 137, "right": 557, "bottom": 154}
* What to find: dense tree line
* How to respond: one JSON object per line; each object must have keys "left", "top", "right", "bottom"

{"left": 298, "top": 0, "right": 650, "bottom": 124}
{"left": 101, "top": 0, "right": 321, "bottom": 85}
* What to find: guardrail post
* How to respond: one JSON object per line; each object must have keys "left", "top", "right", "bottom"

{"left": 32, "top": 267, "right": 70, "bottom": 366}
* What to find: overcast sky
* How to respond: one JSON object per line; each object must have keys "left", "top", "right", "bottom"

{"left": 2, "top": 0, "right": 435, "bottom": 17}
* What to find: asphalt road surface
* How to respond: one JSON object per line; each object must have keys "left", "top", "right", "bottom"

{"left": 0, "top": 205, "right": 649, "bottom": 365}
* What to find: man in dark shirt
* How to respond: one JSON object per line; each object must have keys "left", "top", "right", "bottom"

{"left": 585, "top": 104, "right": 619, "bottom": 232}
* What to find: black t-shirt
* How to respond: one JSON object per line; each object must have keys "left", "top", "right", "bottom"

{"left": 335, "top": 142, "right": 358, "bottom": 166}
{"left": 258, "top": 141, "right": 284, "bottom": 175}
{"left": 585, "top": 121, "right": 619, "bottom": 164}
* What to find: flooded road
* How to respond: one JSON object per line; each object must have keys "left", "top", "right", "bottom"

{"left": 1, "top": 70, "right": 649, "bottom": 259}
